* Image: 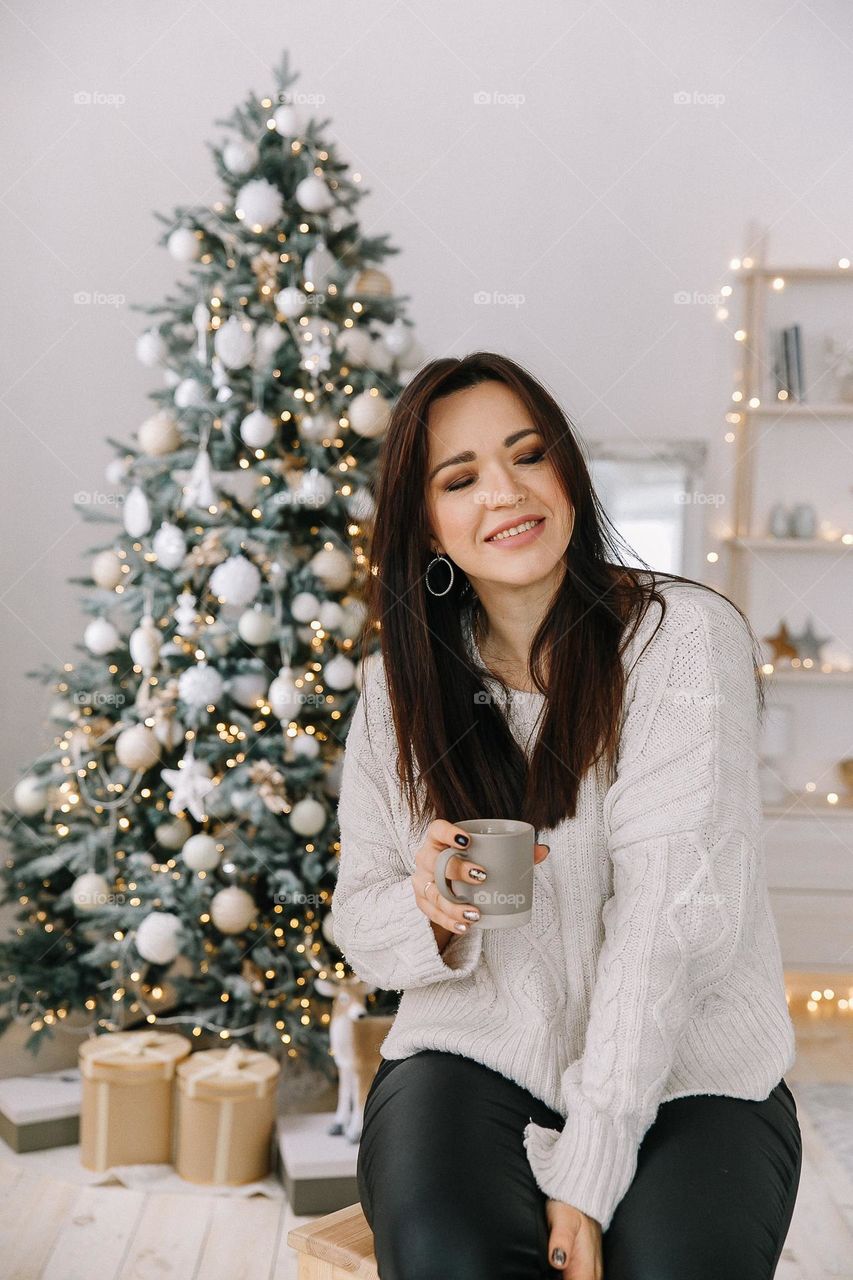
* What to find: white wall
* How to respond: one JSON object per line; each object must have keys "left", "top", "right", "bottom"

{"left": 2, "top": 2, "right": 852, "bottom": 981}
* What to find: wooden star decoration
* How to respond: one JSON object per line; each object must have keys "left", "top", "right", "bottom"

{"left": 764, "top": 620, "right": 798, "bottom": 663}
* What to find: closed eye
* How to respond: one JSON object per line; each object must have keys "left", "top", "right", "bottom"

{"left": 445, "top": 452, "right": 544, "bottom": 493}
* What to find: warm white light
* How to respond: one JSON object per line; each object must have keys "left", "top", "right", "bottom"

{"left": 772, "top": 277, "right": 785, "bottom": 290}
{"left": 839, "top": 258, "right": 850, "bottom": 270}
{"left": 748, "top": 397, "right": 760, "bottom": 408}
{"left": 732, "top": 391, "right": 743, "bottom": 402}
{"left": 734, "top": 329, "right": 747, "bottom": 341}
{"left": 724, "top": 431, "right": 735, "bottom": 442}
{"left": 729, "top": 258, "right": 741, "bottom": 270}
{"left": 706, "top": 551, "right": 719, "bottom": 563}
{"left": 721, "top": 285, "right": 733, "bottom": 297}
{"left": 742, "top": 256, "right": 754, "bottom": 268}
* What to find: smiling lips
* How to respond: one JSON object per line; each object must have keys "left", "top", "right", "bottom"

{"left": 485, "top": 517, "right": 545, "bottom": 545}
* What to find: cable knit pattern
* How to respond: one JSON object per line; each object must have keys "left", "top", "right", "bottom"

{"left": 330, "top": 577, "right": 796, "bottom": 1231}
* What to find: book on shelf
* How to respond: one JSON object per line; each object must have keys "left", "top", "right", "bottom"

{"left": 773, "top": 324, "right": 805, "bottom": 401}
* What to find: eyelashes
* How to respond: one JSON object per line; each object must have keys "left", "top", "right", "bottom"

{"left": 445, "top": 452, "right": 544, "bottom": 493}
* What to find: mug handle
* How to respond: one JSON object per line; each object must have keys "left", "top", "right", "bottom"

{"left": 433, "top": 846, "right": 475, "bottom": 906}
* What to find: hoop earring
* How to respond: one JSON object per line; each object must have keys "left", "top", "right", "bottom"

{"left": 425, "top": 552, "right": 455, "bottom": 597}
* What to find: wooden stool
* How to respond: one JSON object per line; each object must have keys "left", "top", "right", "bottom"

{"left": 287, "top": 1201, "right": 378, "bottom": 1278}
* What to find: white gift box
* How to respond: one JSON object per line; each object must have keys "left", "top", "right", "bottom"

{"left": 0, "top": 1068, "right": 82, "bottom": 1153}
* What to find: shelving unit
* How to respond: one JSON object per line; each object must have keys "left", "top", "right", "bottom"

{"left": 721, "top": 242, "right": 853, "bottom": 970}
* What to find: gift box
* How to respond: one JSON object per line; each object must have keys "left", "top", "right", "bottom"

{"left": 78, "top": 1029, "right": 191, "bottom": 1172}
{"left": 174, "top": 1044, "right": 280, "bottom": 1186}
{"left": 0, "top": 1068, "right": 82, "bottom": 1153}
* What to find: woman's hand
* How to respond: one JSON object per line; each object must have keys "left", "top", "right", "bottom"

{"left": 411, "top": 819, "right": 550, "bottom": 935}
{"left": 545, "top": 1199, "right": 603, "bottom": 1278}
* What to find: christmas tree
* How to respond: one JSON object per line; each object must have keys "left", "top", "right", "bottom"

{"left": 0, "top": 52, "right": 421, "bottom": 1067}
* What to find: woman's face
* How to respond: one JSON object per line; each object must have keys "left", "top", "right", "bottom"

{"left": 425, "top": 380, "right": 574, "bottom": 593}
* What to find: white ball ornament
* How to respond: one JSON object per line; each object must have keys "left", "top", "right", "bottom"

{"left": 310, "top": 546, "right": 352, "bottom": 592}
{"left": 298, "top": 409, "right": 336, "bottom": 444}
{"left": 115, "top": 724, "right": 161, "bottom": 771}
{"left": 85, "top": 617, "right": 120, "bottom": 656}
{"left": 181, "top": 833, "right": 220, "bottom": 872}
{"left": 291, "top": 591, "right": 320, "bottom": 623}
{"left": 155, "top": 816, "right": 193, "bottom": 849}
{"left": 138, "top": 410, "right": 181, "bottom": 455}
{"left": 295, "top": 174, "right": 333, "bottom": 213}
{"left": 228, "top": 670, "right": 269, "bottom": 709}
{"left": 105, "top": 457, "right": 129, "bottom": 487}
{"left": 240, "top": 408, "right": 277, "bottom": 449}
{"left": 167, "top": 227, "right": 201, "bottom": 262}
{"left": 136, "top": 329, "right": 168, "bottom": 367}
{"left": 123, "top": 486, "right": 152, "bottom": 537}
{"left": 14, "top": 775, "right": 48, "bottom": 816}
{"left": 303, "top": 242, "right": 336, "bottom": 290}
{"left": 210, "top": 886, "right": 257, "bottom": 934}
{"left": 152, "top": 522, "right": 187, "bottom": 571}
{"left": 255, "top": 323, "right": 286, "bottom": 363}
{"left": 237, "top": 607, "right": 275, "bottom": 646}
{"left": 174, "top": 377, "right": 205, "bottom": 409}
{"left": 318, "top": 600, "right": 345, "bottom": 632}
{"left": 289, "top": 796, "right": 327, "bottom": 837}
{"left": 323, "top": 653, "right": 356, "bottom": 692}
{"left": 299, "top": 468, "right": 334, "bottom": 508}
{"left": 381, "top": 319, "right": 414, "bottom": 358}
{"left": 214, "top": 315, "right": 255, "bottom": 370}
{"left": 273, "top": 103, "right": 302, "bottom": 135}
{"left": 153, "top": 714, "right": 183, "bottom": 751}
{"left": 346, "top": 486, "right": 376, "bottom": 523}
{"left": 268, "top": 666, "right": 303, "bottom": 721}
{"left": 235, "top": 177, "right": 284, "bottom": 231}
{"left": 336, "top": 326, "right": 373, "bottom": 366}
{"left": 340, "top": 598, "right": 368, "bottom": 642}
{"left": 92, "top": 550, "right": 124, "bottom": 590}
{"left": 348, "top": 390, "right": 391, "bottom": 439}
{"left": 223, "top": 138, "right": 259, "bottom": 175}
{"left": 210, "top": 554, "right": 261, "bottom": 608}
{"left": 291, "top": 734, "right": 320, "bottom": 761}
{"left": 178, "top": 662, "right": 224, "bottom": 710}
{"left": 71, "top": 872, "right": 111, "bottom": 912}
{"left": 136, "top": 911, "right": 182, "bottom": 965}
{"left": 274, "top": 286, "right": 307, "bottom": 319}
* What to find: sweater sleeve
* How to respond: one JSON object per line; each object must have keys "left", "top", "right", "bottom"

{"left": 330, "top": 661, "right": 484, "bottom": 990}
{"left": 523, "top": 594, "right": 764, "bottom": 1230}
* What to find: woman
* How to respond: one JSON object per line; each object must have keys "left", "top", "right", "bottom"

{"left": 330, "top": 352, "right": 802, "bottom": 1279}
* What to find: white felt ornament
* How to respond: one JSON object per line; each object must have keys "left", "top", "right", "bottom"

{"left": 209, "top": 555, "right": 261, "bottom": 608}
{"left": 323, "top": 653, "right": 356, "bottom": 691}
{"left": 136, "top": 329, "right": 168, "bottom": 367}
{"left": 152, "top": 523, "right": 187, "bottom": 570}
{"left": 214, "top": 315, "right": 254, "bottom": 370}
{"left": 178, "top": 662, "right": 224, "bottom": 710}
{"left": 229, "top": 670, "right": 269, "bottom": 709}
{"left": 274, "top": 286, "right": 307, "bottom": 319}
{"left": 240, "top": 409, "right": 277, "bottom": 449}
{"left": 174, "top": 378, "right": 205, "bottom": 409}
{"left": 129, "top": 615, "right": 162, "bottom": 675}
{"left": 138, "top": 410, "right": 181, "bottom": 455}
{"left": 291, "top": 591, "right": 320, "bottom": 623}
{"left": 14, "top": 775, "right": 48, "bottom": 816}
{"left": 223, "top": 138, "right": 259, "bottom": 175}
{"left": 295, "top": 174, "right": 333, "bottom": 213}
{"left": 268, "top": 666, "right": 302, "bottom": 721}
{"left": 238, "top": 607, "right": 275, "bottom": 646}
{"left": 235, "top": 178, "right": 284, "bottom": 231}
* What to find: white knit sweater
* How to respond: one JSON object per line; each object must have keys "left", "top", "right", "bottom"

{"left": 330, "top": 578, "right": 796, "bottom": 1230}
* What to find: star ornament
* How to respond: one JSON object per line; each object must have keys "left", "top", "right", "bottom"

{"left": 161, "top": 758, "right": 216, "bottom": 821}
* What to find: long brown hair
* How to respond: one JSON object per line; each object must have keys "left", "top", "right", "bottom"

{"left": 357, "top": 351, "right": 765, "bottom": 835}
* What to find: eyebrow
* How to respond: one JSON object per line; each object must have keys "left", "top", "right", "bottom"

{"left": 428, "top": 428, "right": 540, "bottom": 483}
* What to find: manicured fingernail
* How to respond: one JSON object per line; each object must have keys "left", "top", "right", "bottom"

{"left": 468, "top": 868, "right": 486, "bottom": 881}
{"left": 455, "top": 834, "right": 469, "bottom": 846}
{"left": 455, "top": 922, "right": 468, "bottom": 932}
{"left": 551, "top": 1246, "right": 566, "bottom": 1265}
{"left": 462, "top": 909, "right": 480, "bottom": 921}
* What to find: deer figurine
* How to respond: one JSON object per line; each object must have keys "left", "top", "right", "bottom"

{"left": 308, "top": 947, "right": 392, "bottom": 1143}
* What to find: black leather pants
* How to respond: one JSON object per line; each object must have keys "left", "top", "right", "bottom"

{"left": 357, "top": 1049, "right": 802, "bottom": 1280}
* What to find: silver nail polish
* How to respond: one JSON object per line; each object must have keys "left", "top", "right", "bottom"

{"left": 552, "top": 1247, "right": 566, "bottom": 1266}
{"left": 455, "top": 922, "right": 468, "bottom": 931}
{"left": 462, "top": 909, "right": 480, "bottom": 921}
{"left": 468, "top": 868, "right": 486, "bottom": 881}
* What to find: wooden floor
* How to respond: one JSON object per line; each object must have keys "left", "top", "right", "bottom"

{"left": 1, "top": 976, "right": 851, "bottom": 1280}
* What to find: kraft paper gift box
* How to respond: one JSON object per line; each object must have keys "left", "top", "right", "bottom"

{"left": 0, "top": 1068, "right": 82, "bottom": 1153}
{"left": 175, "top": 1044, "right": 280, "bottom": 1186}
{"left": 78, "top": 1029, "right": 191, "bottom": 1172}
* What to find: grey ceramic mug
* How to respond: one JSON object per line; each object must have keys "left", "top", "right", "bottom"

{"left": 432, "top": 818, "right": 535, "bottom": 929}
